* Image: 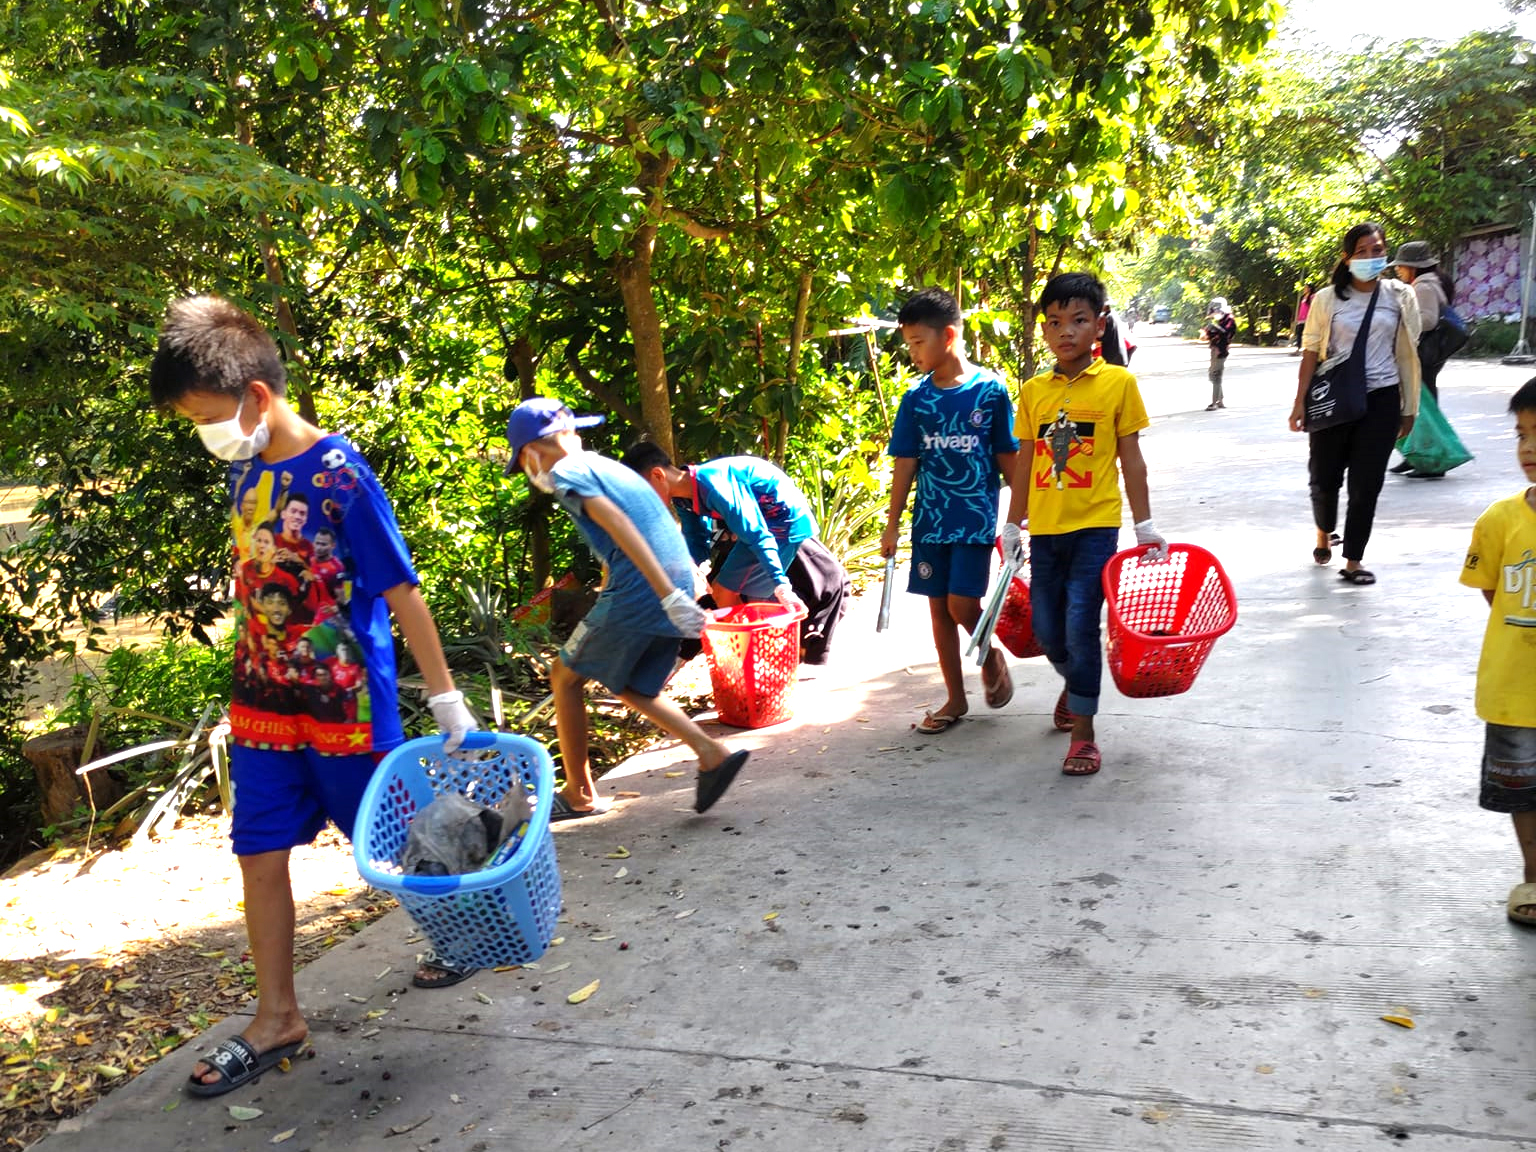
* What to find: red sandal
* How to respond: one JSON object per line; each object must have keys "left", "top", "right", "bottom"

{"left": 1053, "top": 690, "right": 1073, "bottom": 732}
{"left": 1062, "top": 740, "right": 1101, "bottom": 776}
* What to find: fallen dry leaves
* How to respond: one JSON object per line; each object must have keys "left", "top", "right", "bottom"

{"left": 0, "top": 817, "right": 396, "bottom": 1150}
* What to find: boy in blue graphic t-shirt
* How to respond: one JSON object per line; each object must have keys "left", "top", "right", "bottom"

{"left": 149, "top": 296, "right": 478, "bottom": 1093}
{"left": 881, "top": 287, "right": 1020, "bottom": 734}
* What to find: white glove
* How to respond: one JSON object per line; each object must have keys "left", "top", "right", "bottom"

{"left": 772, "top": 583, "right": 805, "bottom": 612}
{"left": 427, "top": 689, "right": 478, "bottom": 753}
{"left": 1000, "top": 521, "right": 1026, "bottom": 568}
{"left": 1134, "top": 519, "right": 1168, "bottom": 562}
{"left": 660, "top": 588, "right": 707, "bottom": 637}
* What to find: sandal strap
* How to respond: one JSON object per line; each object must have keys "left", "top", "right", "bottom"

{"left": 204, "top": 1035, "right": 259, "bottom": 1079}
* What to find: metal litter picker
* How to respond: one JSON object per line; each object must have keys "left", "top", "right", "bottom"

{"left": 966, "top": 554, "right": 1021, "bottom": 667}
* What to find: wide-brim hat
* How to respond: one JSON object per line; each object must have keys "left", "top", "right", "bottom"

{"left": 504, "top": 397, "right": 604, "bottom": 475}
{"left": 1389, "top": 240, "right": 1437, "bottom": 269}
{"left": 1208, "top": 297, "right": 1230, "bottom": 314}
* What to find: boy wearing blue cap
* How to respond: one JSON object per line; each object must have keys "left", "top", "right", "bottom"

{"left": 506, "top": 398, "right": 750, "bottom": 819}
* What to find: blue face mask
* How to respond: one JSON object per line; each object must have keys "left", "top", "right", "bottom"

{"left": 1349, "top": 255, "right": 1388, "bottom": 281}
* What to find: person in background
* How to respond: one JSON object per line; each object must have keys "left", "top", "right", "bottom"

{"left": 1288, "top": 220, "right": 1421, "bottom": 586}
{"left": 1292, "top": 286, "right": 1315, "bottom": 354}
{"left": 1099, "top": 299, "right": 1134, "bottom": 367}
{"left": 1202, "top": 298, "right": 1237, "bottom": 411}
{"left": 1389, "top": 241, "right": 1459, "bottom": 478}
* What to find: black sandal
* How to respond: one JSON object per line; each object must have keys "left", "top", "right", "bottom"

{"left": 1312, "top": 546, "right": 1331, "bottom": 565}
{"left": 413, "top": 952, "right": 479, "bottom": 989}
{"left": 1338, "top": 568, "right": 1376, "bottom": 586}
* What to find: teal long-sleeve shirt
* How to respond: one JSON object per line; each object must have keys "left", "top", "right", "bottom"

{"left": 674, "top": 456, "right": 817, "bottom": 585}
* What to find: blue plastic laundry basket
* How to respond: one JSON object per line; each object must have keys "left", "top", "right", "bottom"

{"left": 353, "top": 732, "right": 562, "bottom": 969}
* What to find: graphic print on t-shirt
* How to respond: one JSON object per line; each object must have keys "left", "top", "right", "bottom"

{"left": 228, "top": 445, "right": 373, "bottom": 754}
{"left": 1035, "top": 412, "right": 1098, "bottom": 491}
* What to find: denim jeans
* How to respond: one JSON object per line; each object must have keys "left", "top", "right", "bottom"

{"left": 1028, "top": 527, "right": 1120, "bottom": 716}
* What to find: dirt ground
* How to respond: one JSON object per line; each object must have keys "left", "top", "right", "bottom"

{"left": 0, "top": 813, "right": 390, "bottom": 1150}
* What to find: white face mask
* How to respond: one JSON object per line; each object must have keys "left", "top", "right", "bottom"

{"left": 1349, "top": 255, "right": 1388, "bottom": 281}
{"left": 196, "top": 394, "right": 270, "bottom": 461}
{"left": 525, "top": 459, "right": 556, "bottom": 493}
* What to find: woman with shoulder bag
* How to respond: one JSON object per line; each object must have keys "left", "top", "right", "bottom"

{"left": 1288, "top": 221, "right": 1421, "bottom": 586}
{"left": 1387, "top": 240, "right": 1458, "bottom": 477}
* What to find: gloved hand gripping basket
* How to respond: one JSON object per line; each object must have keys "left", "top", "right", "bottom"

{"left": 1102, "top": 543, "right": 1237, "bottom": 698}
{"left": 353, "top": 732, "right": 561, "bottom": 969}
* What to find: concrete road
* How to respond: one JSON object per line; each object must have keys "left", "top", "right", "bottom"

{"left": 40, "top": 343, "right": 1536, "bottom": 1151}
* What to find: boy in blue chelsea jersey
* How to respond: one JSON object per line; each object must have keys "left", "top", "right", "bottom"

{"left": 881, "top": 287, "right": 1020, "bottom": 733}
{"left": 149, "top": 296, "right": 478, "bottom": 1094}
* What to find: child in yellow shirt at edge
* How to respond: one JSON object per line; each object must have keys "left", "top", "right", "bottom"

{"left": 1458, "top": 377, "right": 1536, "bottom": 927}
{"left": 1002, "top": 272, "right": 1165, "bottom": 777}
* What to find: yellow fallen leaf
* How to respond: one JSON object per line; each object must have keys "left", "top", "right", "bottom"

{"left": 74, "top": 1034, "right": 92, "bottom": 1046}
{"left": 664, "top": 771, "right": 686, "bottom": 778}
{"left": 197, "top": 950, "right": 225, "bottom": 959}
{"left": 271, "top": 1129, "right": 297, "bottom": 1144}
{"left": 1381, "top": 1014, "right": 1415, "bottom": 1029}
{"left": 605, "top": 847, "right": 631, "bottom": 859}
{"left": 94, "top": 1064, "right": 126, "bottom": 1079}
{"left": 474, "top": 992, "right": 494, "bottom": 1005}
{"left": 543, "top": 962, "right": 571, "bottom": 974}
{"left": 115, "top": 978, "right": 140, "bottom": 992}
{"left": 363, "top": 1008, "right": 390, "bottom": 1020}
{"left": 49, "top": 1070, "right": 66, "bottom": 1094}
{"left": 44, "top": 1007, "right": 59, "bottom": 1023}
{"left": 589, "top": 934, "right": 615, "bottom": 942}
{"left": 550, "top": 937, "right": 565, "bottom": 947}
{"left": 493, "top": 965, "right": 520, "bottom": 973}
{"left": 1255, "top": 1064, "right": 1275, "bottom": 1074}
{"left": 763, "top": 911, "right": 779, "bottom": 921}
{"left": 615, "top": 791, "right": 641, "bottom": 798}
{"left": 102, "top": 979, "right": 113, "bottom": 995}
{"left": 1302, "top": 988, "right": 1326, "bottom": 999}
{"left": 613, "top": 867, "right": 628, "bottom": 879}
{"left": 567, "top": 980, "right": 600, "bottom": 1004}
{"left": 6, "top": 983, "right": 26, "bottom": 994}
{"left": 675, "top": 908, "right": 696, "bottom": 919}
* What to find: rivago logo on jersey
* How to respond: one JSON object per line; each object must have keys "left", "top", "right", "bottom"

{"left": 922, "top": 430, "right": 981, "bottom": 452}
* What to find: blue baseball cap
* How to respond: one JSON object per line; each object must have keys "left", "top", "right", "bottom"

{"left": 504, "top": 398, "right": 605, "bottom": 475}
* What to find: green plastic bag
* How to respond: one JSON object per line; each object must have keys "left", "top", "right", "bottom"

{"left": 1396, "top": 388, "right": 1473, "bottom": 474}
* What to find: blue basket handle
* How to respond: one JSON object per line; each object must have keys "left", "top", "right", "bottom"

{"left": 451, "top": 730, "right": 500, "bottom": 751}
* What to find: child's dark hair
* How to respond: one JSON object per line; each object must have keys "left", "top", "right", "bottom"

{"left": 897, "top": 286, "right": 962, "bottom": 332}
{"left": 620, "top": 440, "right": 675, "bottom": 476}
{"left": 1509, "top": 377, "right": 1536, "bottom": 415}
{"left": 1330, "top": 222, "right": 1385, "bottom": 299}
{"left": 148, "top": 295, "right": 287, "bottom": 407}
{"left": 1038, "top": 272, "right": 1106, "bottom": 316}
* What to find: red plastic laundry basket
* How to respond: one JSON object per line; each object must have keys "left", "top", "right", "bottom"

{"left": 1102, "top": 543, "right": 1237, "bottom": 698}
{"left": 992, "top": 536, "right": 1044, "bottom": 659}
{"left": 701, "top": 602, "right": 809, "bottom": 728}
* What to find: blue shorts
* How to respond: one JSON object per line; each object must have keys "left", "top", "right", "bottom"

{"left": 229, "top": 744, "right": 380, "bottom": 855}
{"left": 908, "top": 541, "right": 993, "bottom": 599}
{"left": 561, "top": 620, "right": 680, "bottom": 698}
{"left": 714, "top": 536, "right": 805, "bottom": 601}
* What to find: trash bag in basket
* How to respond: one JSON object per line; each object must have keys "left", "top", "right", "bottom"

{"left": 354, "top": 732, "right": 562, "bottom": 969}
{"left": 401, "top": 790, "right": 536, "bottom": 877}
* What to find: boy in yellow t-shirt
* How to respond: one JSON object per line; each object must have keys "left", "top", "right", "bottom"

{"left": 1002, "top": 273, "right": 1164, "bottom": 777}
{"left": 1459, "top": 377, "right": 1536, "bottom": 926}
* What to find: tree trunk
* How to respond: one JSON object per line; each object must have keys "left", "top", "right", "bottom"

{"left": 615, "top": 240, "right": 674, "bottom": 458}
{"left": 23, "top": 727, "right": 123, "bottom": 825}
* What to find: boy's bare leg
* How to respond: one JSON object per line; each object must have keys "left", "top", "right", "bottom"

{"left": 1514, "top": 812, "right": 1536, "bottom": 918}
{"left": 191, "top": 850, "right": 306, "bottom": 1086}
{"left": 618, "top": 690, "right": 734, "bottom": 771}
{"left": 550, "top": 656, "right": 601, "bottom": 810}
